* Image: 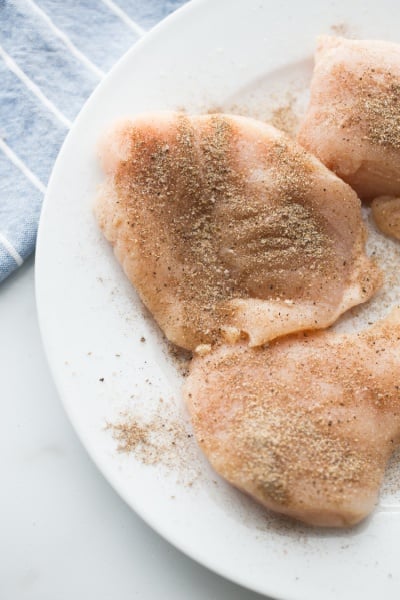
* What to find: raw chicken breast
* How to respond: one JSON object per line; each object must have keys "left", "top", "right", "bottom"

{"left": 371, "top": 196, "right": 400, "bottom": 240}
{"left": 298, "top": 36, "right": 400, "bottom": 199}
{"left": 96, "top": 112, "right": 380, "bottom": 350}
{"left": 184, "top": 309, "right": 400, "bottom": 527}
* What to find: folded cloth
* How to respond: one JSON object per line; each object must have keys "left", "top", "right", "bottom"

{"left": 0, "top": 0, "right": 186, "bottom": 283}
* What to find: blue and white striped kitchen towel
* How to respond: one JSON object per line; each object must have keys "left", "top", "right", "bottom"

{"left": 0, "top": 0, "right": 186, "bottom": 283}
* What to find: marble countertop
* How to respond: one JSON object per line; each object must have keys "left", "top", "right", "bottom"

{"left": 0, "top": 258, "right": 267, "bottom": 600}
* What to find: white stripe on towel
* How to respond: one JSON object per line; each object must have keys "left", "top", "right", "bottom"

{"left": 0, "top": 232, "right": 24, "bottom": 266}
{"left": 24, "top": 0, "right": 105, "bottom": 79}
{"left": 0, "top": 138, "right": 47, "bottom": 194}
{"left": 0, "top": 45, "right": 72, "bottom": 129}
{"left": 101, "top": 0, "right": 146, "bottom": 36}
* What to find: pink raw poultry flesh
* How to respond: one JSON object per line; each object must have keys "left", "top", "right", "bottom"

{"left": 95, "top": 111, "right": 379, "bottom": 351}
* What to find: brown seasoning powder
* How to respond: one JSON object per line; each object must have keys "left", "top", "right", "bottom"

{"left": 114, "top": 115, "right": 337, "bottom": 345}
{"left": 334, "top": 65, "right": 400, "bottom": 149}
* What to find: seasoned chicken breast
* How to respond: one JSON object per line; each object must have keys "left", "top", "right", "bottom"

{"left": 298, "top": 36, "right": 400, "bottom": 199}
{"left": 371, "top": 196, "right": 400, "bottom": 240}
{"left": 184, "top": 309, "right": 400, "bottom": 527}
{"left": 96, "top": 112, "right": 380, "bottom": 350}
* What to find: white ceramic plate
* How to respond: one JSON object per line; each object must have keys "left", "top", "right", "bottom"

{"left": 36, "top": 1, "right": 400, "bottom": 598}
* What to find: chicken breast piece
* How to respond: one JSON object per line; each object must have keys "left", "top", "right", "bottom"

{"left": 371, "top": 196, "right": 400, "bottom": 240}
{"left": 298, "top": 36, "right": 400, "bottom": 199}
{"left": 96, "top": 112, "right": 380, "bottom": 350}
{"left": 184, "top": 309, "right": 400, "bottom": 527}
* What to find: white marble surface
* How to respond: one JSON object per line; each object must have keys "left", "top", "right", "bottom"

{"left": 0, "top": 258, "right": 268, "bottom": 600}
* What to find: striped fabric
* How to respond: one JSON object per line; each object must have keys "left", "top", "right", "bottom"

{"left": 0, "top": 0, "right": 186, "bottom": 283}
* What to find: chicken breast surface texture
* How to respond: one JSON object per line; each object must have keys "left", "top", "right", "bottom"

{"left": 298, "top": 36, "right": 400, "bottom": 199}
{"left": 371, "top": 196, "right": 400, "bottom": 240}
{"left": 96, "top": 112, "right": 380, "bottom": 350}
{"left": 184, "top": 309, "right": 400, "bottom": 527}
